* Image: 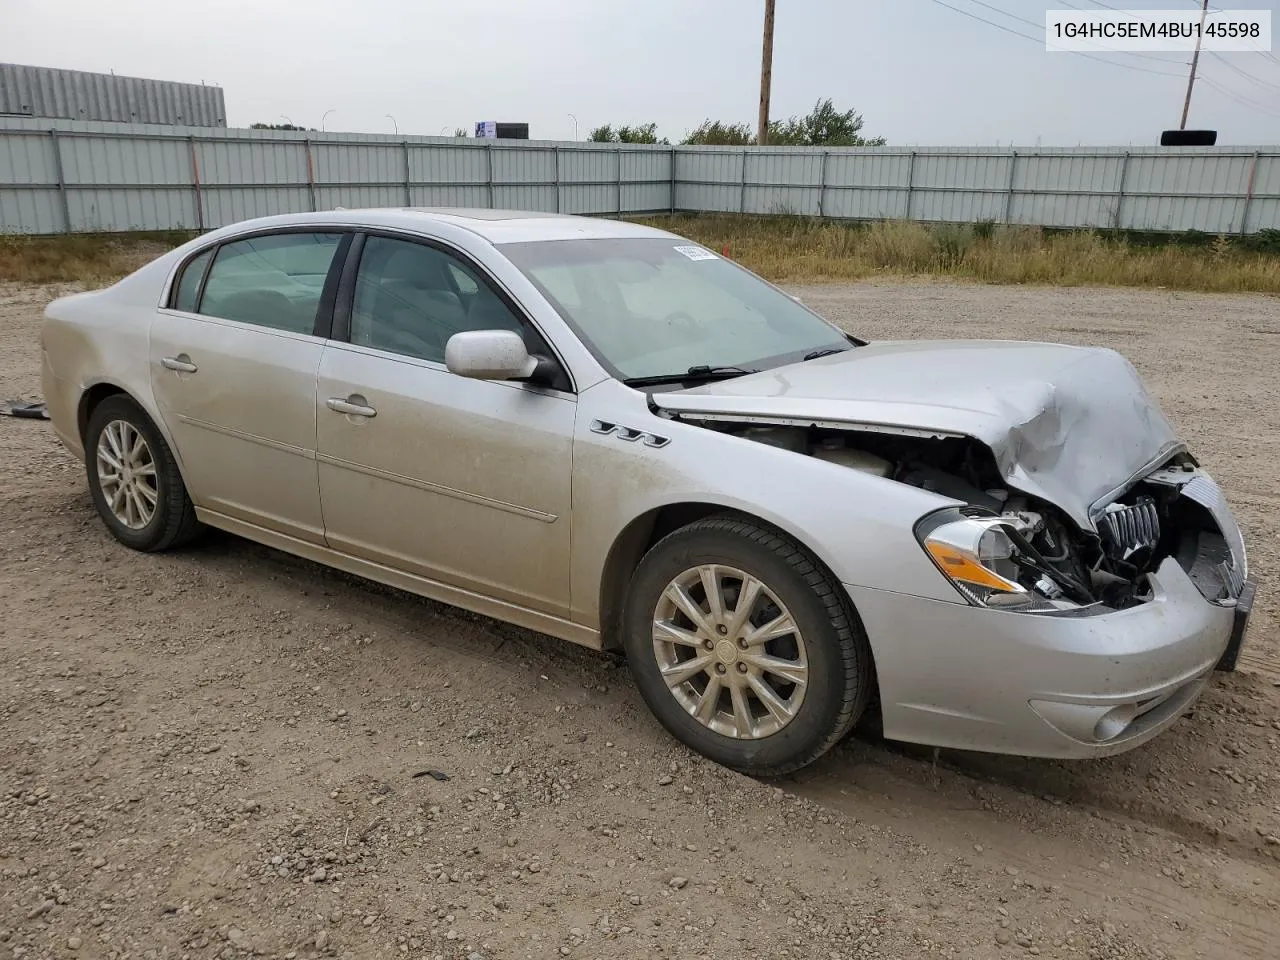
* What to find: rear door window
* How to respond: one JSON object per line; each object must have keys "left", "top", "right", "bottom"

{"left": 198, "top": 232, "right": 344, "bottom": 335}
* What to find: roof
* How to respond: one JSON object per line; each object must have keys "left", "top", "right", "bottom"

{"left": 206, "top": 208, "right": 678, "bottom": 244}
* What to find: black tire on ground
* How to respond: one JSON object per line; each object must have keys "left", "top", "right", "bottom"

{"left": 84, "top": 394, "right": 204, "bottom": 552}
{"left": 621, "top": 514, "right": 873, "bottom": 777}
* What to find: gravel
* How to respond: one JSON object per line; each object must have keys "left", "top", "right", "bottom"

{"left": 1, "top": 277, "right": 1278, "bottom": 959}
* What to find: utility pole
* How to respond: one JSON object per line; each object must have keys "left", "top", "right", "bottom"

{"left": 758, "top": 0, "right": 776, "bottom": 145}
{"left": 1180, "top": 0, "right": 1209, "bottom": 129}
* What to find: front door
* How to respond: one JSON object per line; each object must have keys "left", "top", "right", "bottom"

{"left": 315, "top": 233, "right": 576, "bottom": 616}
{"left": 149, "top": 230, "right": 347, "bottom": 544}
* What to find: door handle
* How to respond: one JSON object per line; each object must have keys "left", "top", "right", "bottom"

{"left": 326, "top": 396, "right": 377, "bottom": 419}
{"left": 161, "top": 355, "right": 198, "bottom": 373}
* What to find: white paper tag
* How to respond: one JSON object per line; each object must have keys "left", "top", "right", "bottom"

{"left": 672, "top": 245, "right": 719, "bottom": 261}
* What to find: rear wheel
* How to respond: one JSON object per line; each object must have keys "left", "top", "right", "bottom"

{"left": 84, "top": 395, "right": 203, "bottom": 552}
{"left": 622, "top": 514, "right": 872, "bottom": 776}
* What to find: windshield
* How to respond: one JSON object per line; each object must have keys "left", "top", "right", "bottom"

{"left": 496, "top": 237, "right": 852, "bottom": 381}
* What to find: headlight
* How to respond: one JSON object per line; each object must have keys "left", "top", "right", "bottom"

{"left": 920, "top": 515, "right": 1035, "bottom": 608}
{"left": 918, "top": 508, "right": 1101, "bottom": 612}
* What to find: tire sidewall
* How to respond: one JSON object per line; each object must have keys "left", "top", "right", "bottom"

{"left": 622, "top": 523, "right": 860, "bottom": 774}
{"left": 85, "top": 397, "right": 176, "bottom": 551}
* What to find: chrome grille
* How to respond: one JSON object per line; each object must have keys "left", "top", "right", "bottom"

{"left": 1098, "top": 497, "right": 1160, "bottom": 560}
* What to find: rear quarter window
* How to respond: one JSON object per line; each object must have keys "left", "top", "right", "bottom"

{"left": 171, "top": 247, "right": 214, "bottom": 313}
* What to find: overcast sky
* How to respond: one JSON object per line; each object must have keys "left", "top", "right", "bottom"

{"left": 5, "top": 0, "right": 1279, "bottom": 145}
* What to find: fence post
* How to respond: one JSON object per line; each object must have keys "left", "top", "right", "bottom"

{"left": 304, "top": 138, "right": 317, "bottom": 211}
{"left": 670, "top": 145, "right": 677, "bottom": 215}
{"left": 817, "top": 151, "right": 829, "bottom": 219}
{"left": 1003, "top": 150, "right": 1018, "bottom": 224}
{"left": 740, "top": 149, "right": 749, "bottom": 214}
{"left": 1113, "top": 151, "right": 1131, "bottom": 230}
{"left": 403, "top": 140, "right": 412, "bottom": 207}
{"left": 486, "top": 141, "right": 495, "bottom": 209}
{"left": 48, "top": 129, "right": 72, "bottom": 233}
{"left": 188, "top": 136, "right": 204, "bottom": 231}
{"left": 616, "top": 148, "right": 623, "bottom": 216}
{"left": 904, "top": 151, "right": 916, "bottom": 219}
{"left": 554, "top": 145, "right": 561, "bottom": 214}
{"left": 1239, "top": 150, "right": 1260, "bottom": 235}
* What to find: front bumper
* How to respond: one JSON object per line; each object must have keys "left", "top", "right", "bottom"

{"left": 846, "top": 556, "right": 1245, "bottom": 759}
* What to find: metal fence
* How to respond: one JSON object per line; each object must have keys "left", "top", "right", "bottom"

{"left": 1, "top": 117, "right": 1277, "bottom": 236}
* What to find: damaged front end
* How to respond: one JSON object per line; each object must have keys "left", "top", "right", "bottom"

{"left": 665, "top": 416, "right": 1251, "bottom": 651}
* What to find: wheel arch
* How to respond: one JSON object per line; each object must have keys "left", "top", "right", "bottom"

{"left": 77, "top": 380, "right": 194, "bottom": 492}
{"left": 77, "top": 380, "right": 133, "bottom": 445}
{"left": 596, "top": 500, "right": 875, "bottom": 666}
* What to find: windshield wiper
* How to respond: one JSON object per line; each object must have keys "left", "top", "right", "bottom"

{"left": 622, "top": 365, "right": 759, "bottom": 388}
{"left": 803, "top": 347, "right": 850, "bottom": 361}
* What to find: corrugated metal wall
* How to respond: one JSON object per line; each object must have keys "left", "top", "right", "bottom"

{"left": 1, "top": 117, "right": 1276, "bottom": 235}
{"left": 0, "top": 65, "right": 226, "bottom": 127}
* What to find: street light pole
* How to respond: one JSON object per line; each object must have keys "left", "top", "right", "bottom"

{"left": 758, "top": 0, "right": 776, "bottom": 145}
{"left": 321, "top": 108, "right": 335, "bottom": 132}
{"left": 386, "top": 114, "right": 398, "bottom": 134}
{"left": 567, "top": 113, "right": 579, "bottom": 140}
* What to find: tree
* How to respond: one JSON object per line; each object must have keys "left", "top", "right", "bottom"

{"left": 250, "top": 122, "right": 313, "bottom": 131}
{"left": 453, "top": 127, "right": 469, "bottom": 137}
{"left": 680, "top": 100, "right": 885, "bottom": 147}
{"left": 588, "top": 123, "right": 669, "bottom": 145}
{"left": 768, "top": 99, "right": 885, "bottom": 147}
{"left": 682, "top": 120, "right": 755, "bottom": 146}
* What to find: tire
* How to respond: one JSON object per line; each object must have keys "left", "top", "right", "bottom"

{"left": 622, "top": 514, "right": 873, "bottom": 777}
{"left": 84, "top": 395, "right": 203, "bottom": 552}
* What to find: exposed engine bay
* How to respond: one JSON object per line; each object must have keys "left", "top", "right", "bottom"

{"left": 697, "top": 421, "right": 1242, "bottom": 612}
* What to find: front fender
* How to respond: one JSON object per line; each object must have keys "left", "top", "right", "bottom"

{"left": 570, "top": 381, "right": 965, "bottom": 629}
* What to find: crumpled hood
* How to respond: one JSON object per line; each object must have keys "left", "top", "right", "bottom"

{"left": 652, "top": 340, "right": 1182, "bottom": 528}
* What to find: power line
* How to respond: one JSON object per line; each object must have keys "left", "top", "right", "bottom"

{"left": 1208, "top": 52, "right": 1280, "bottom": 94}
{"left": 929, "top": 0, "right": 1042, "bottom": 44}
{"left": 959, "top": 0, "right": 1040, "bottom": 30}
{"left": 1185, "top": 0, "right": 1280, "bottom": 65}
{"left": 1198, "top": 75, "right": 1280, "bottom": 120}
{"left": 928, "top": 1, "right": 1187, "bottom": 78}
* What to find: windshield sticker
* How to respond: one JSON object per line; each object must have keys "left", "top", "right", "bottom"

{"left": 672, "top": 245, "right": 719, "bottom": 261}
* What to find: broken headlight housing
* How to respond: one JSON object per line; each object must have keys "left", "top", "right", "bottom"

{"left": 919, "top": 514, "right": 1032, "bottom": 608}
{"left": 915, "top": 508, "right": 1091, "bottom": 611}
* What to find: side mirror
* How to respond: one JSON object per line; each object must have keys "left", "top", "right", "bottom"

{"left": 445, "top": 330, "right": 538, "bottom": 381}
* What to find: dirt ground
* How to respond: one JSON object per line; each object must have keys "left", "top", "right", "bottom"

{"left": 2, "top": 277, "right": 1278, "bottom": 960}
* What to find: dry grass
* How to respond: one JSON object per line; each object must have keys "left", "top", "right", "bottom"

{"left": 0, "top": 232, "right": 194, "bottom": 285}
{"left": 3, "top": 219, "right": 1279, "bottom": 295}
{"left": 635, "top": 215, "right": 1280, "bottom": 294}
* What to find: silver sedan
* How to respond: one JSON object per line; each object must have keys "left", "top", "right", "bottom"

{"left": 41, "top": 209, "right": 1255, "bottom": 775}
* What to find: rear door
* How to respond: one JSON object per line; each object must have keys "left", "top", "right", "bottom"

{"left": 150, "top": 230, "right": 349, "bottom": 544}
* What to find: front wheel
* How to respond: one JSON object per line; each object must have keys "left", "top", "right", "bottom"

{"left": 622, "top": 515, "right": 873, "bottom": 776}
